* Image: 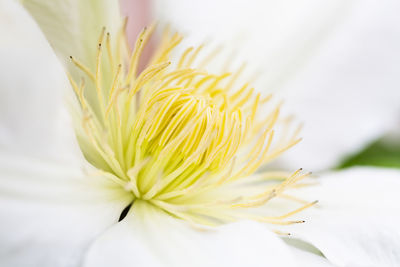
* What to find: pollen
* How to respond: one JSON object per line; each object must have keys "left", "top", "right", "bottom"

{"left": 68, "top": 22, "right": 314, "bottom": 227}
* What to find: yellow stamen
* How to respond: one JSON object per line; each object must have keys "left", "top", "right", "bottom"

{"left": 68, "top": 24, "right": 312, "bottom": 227}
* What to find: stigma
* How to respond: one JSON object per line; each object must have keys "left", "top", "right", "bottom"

{"left": 68, "top": 22, "right": 314, "bottom": 228}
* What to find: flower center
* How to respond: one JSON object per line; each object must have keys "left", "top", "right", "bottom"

{"left": 68, "top": 23, "right": 315, "bottom": 228}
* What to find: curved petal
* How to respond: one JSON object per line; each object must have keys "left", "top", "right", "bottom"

{"left": 0, "top": 152, "right": 133, "bottom": 267}
{"left": 21, "top": 0, "right": 124, "bottom": 118}
{"left": 84, "top": 200, "right": 297, "bottom": 267}
{"left": 153, "top": 0, "right": 400, "bottom": 170}
{"left": 21, "top": 0, "right": 122, "bottom": 71}
{"left": 290, "top": 247, "right": 334, "bottom": 267}
{"left": 287, "top": 168, "right": 400, "bottom": 266}
{"left": 0, "top": 0, "right": 79, "bottom": 161}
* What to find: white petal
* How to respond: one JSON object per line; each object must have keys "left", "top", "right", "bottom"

{"left": 0, "top": 0, "right": 79, "bottom": 161}
{"left": 277, "top": 0, "right": 400, "bottom": 170}
{"left": 153, "top": 0, "right": 350, "bottom": 79}
{"left": 290, "top": 246, "right": 334, "bottom": 267}
{"left": 21, "top": 0, "right": 122, "bottom": 71}
{"left": 0, "top": 152, "right": 133, "bottom": 267}
{"left": 287, "top": 168, "right": 400, "bottom": 267}
{"left": 153, "top": 0, "right": 400, "bottom": 170}
{"left": 84, "top": 200, "right": 297, "bottom": 267}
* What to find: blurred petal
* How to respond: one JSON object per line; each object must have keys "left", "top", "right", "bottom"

{"left": 153, "top": 0, "right": 351, "bottom": 83}
{"left": 280, "top": 0, "right": 400, "bottom": 170}
{"left": 153, "top": 0, "right": 400, "bottom": 170}
{"left": 84, "top": 200, "right": 297, "bottom": 267}
{"left": 120, "top": 0, "right": 152, "bottom": 47}
{"left": 290, "top": 247, "right": 334, "bottom": 267}
{"left": 120, "top": 0, "right": 154, "bottom": 72}
{"left": 288, "top": 168, "right": 400, "bottom": 266}
{"left": 21, "top": 0, "right": 122, "bottom": 71}
{"left": 0, "top": 152, "right": 133, "bottom": 267}
{"left": 0, "top": 0, "right": 78, "bottom": 161}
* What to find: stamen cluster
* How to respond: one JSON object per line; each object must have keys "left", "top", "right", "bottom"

{"left": 68, "top": 22, "right": 313, "bottom": 227}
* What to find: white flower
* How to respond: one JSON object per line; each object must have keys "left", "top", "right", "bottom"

{"left": 0, "top": 1, "right": 399, "bottom": 267}
{"left": 152, "top": 0, "right": 400, "bottom": 171}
